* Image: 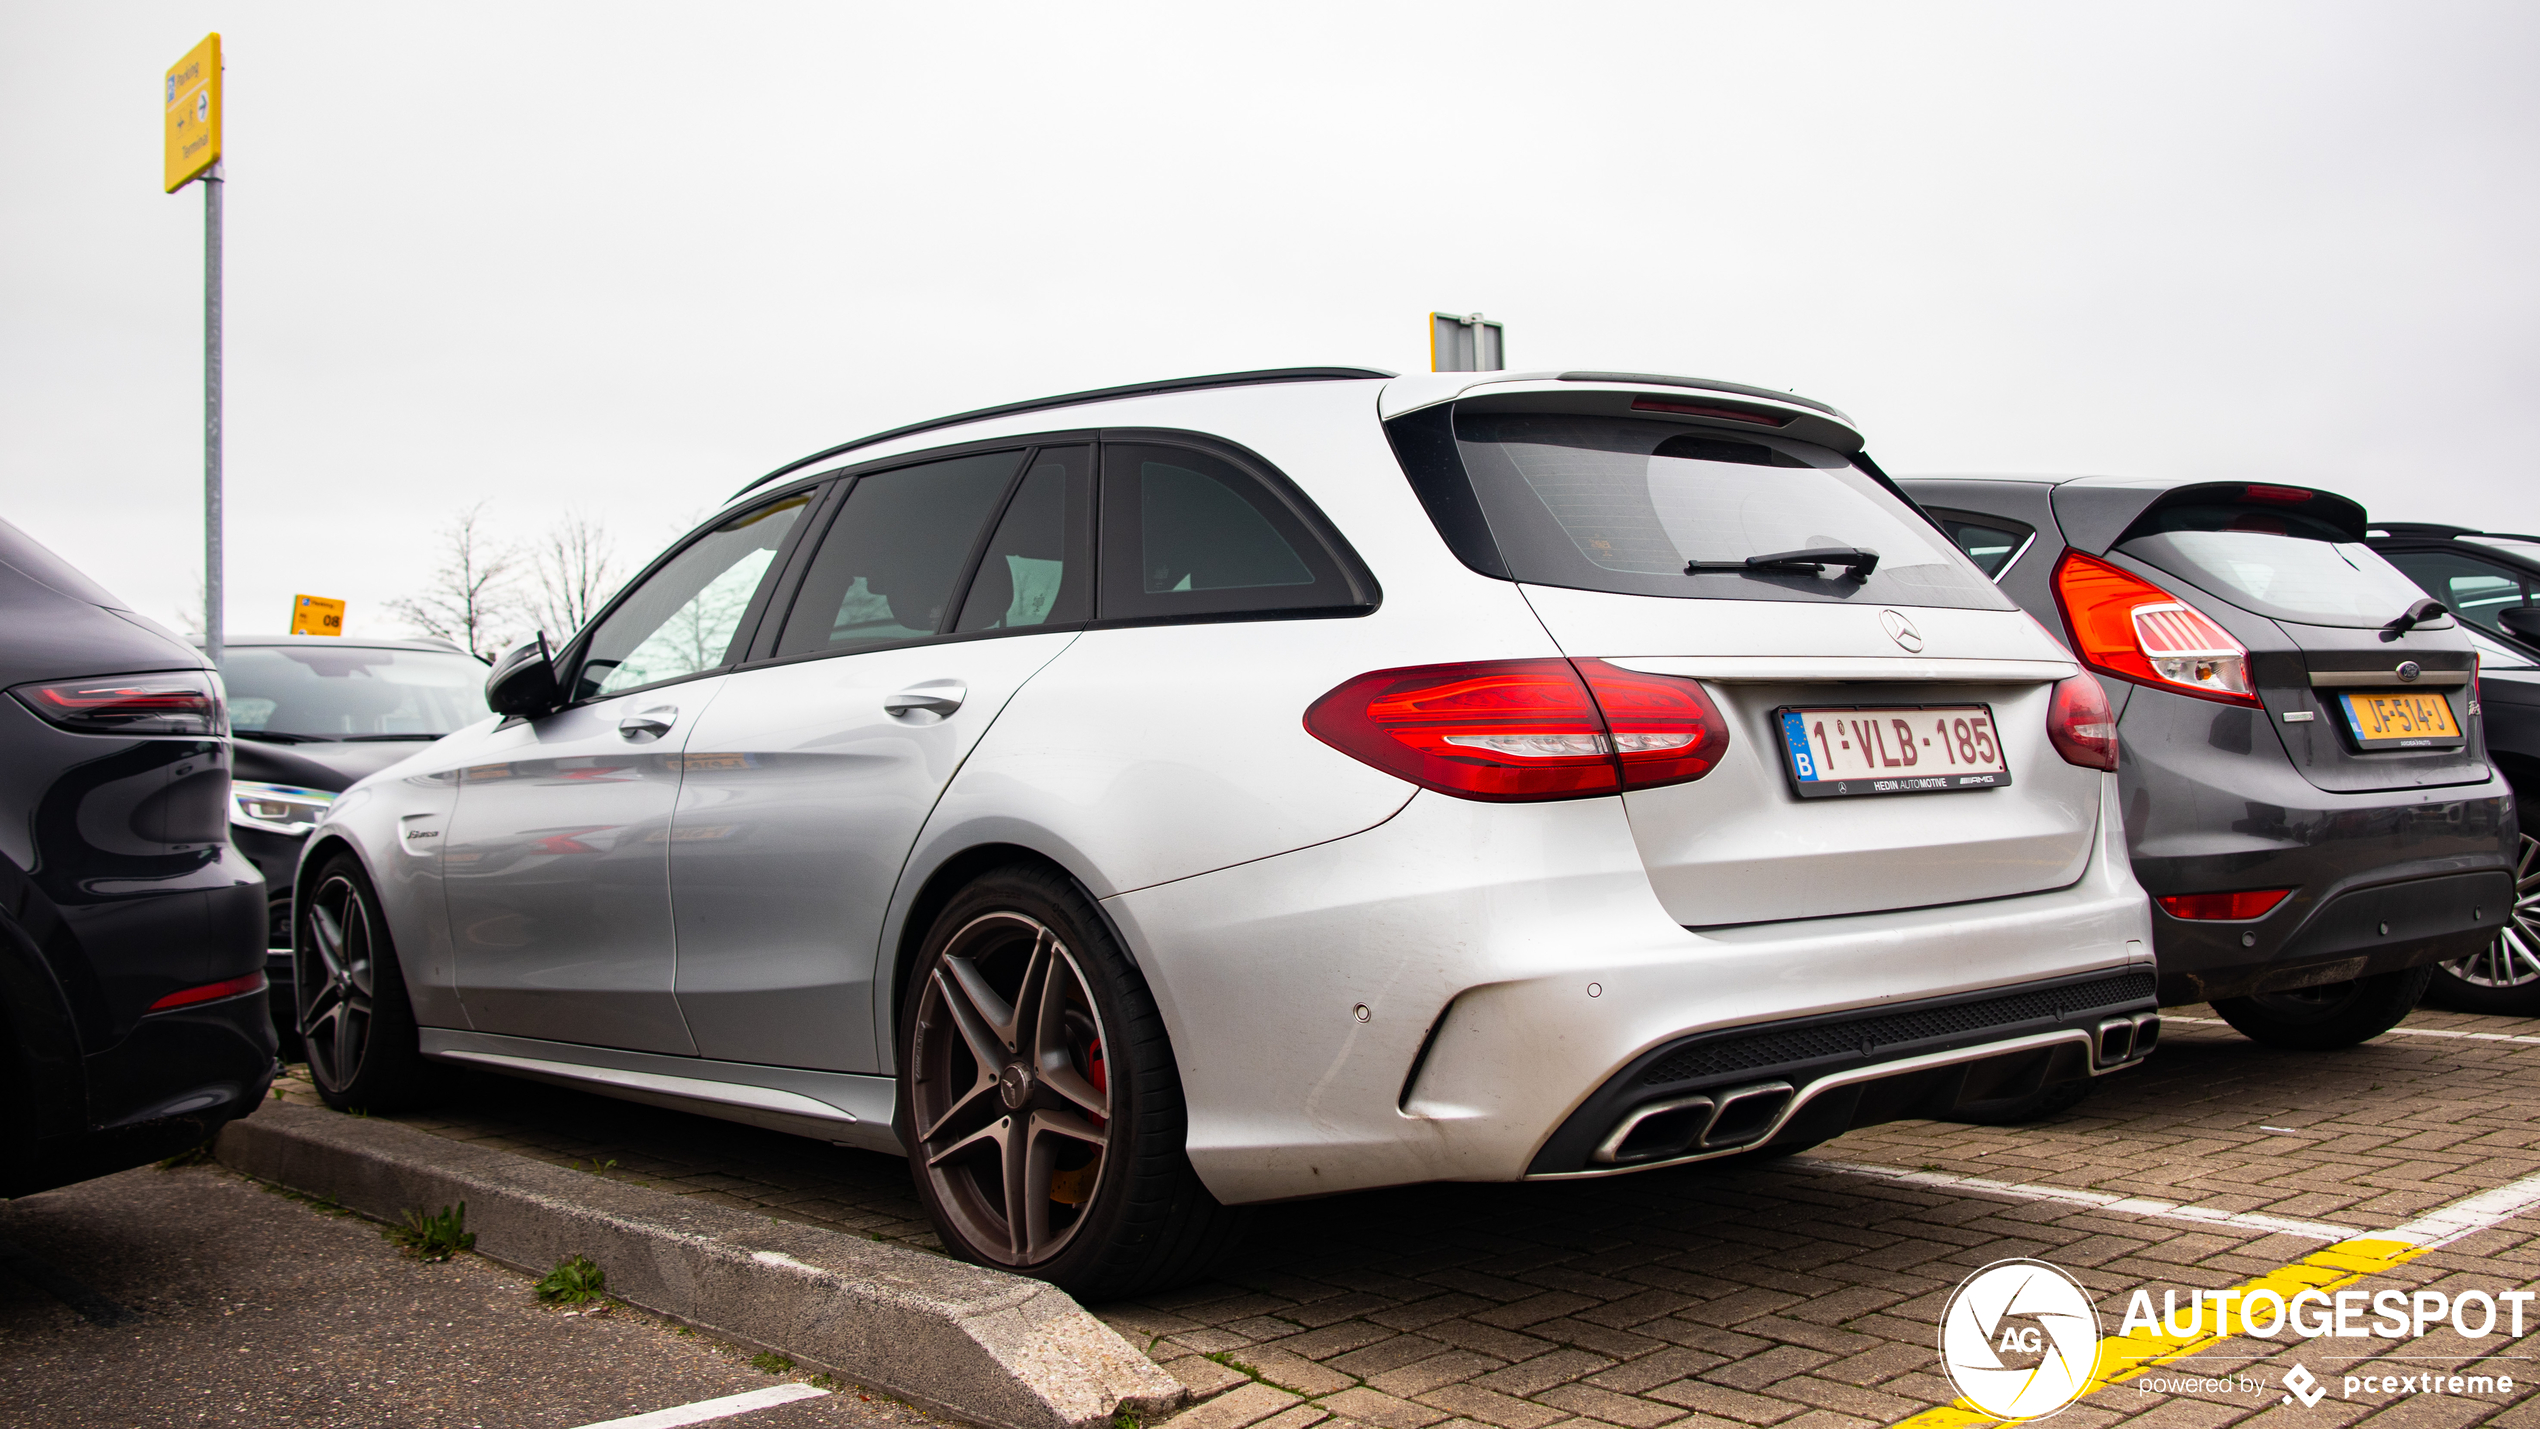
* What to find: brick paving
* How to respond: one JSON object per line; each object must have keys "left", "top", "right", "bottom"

{"left": 269, "top": 1006, "right": 2540, "bottom": 1426}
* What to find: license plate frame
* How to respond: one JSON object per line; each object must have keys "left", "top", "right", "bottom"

{"left": 1774, "top": 704, "right": 2013, "bottom": 801}
{"left": 2336, "top": 689, "right": 2466, "bottom": 750}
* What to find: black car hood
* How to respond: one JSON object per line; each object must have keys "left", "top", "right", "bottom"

{"left": 232, "top": 738, "right": 431, "bottom": 792}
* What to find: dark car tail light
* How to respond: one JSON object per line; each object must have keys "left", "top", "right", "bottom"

{"left": 2052, "top": 551, "right": 2258, "bottom": 707}
{"left": 2156, "top": 889, "right": 2292, "bottom": 921}
{"left": 1305, "top": 658, "right": 1731, "bottom": 802}
{"left": 11, "top": 671, "right": 226, "bottom": 735}
{"left": 2046, "top": 674, "right": 2120, "bottom": 771}
{"left": 147, "top": 970, "right": 267, "bottom": 1011}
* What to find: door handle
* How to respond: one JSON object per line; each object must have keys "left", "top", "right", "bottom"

{"left": 617, "top": 706, "right": 678, "bottom": 741}
{"left": 883, "top": 681, "right": 967, "bottom": 719}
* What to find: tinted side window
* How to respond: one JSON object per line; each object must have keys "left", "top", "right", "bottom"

{"left": 955, "top": 447, "right": 1094, "bottom": 633}
{"left": 1098, "top": 443, "right": 1362, "bottom": 621}
{"left": 575, "top": 494, "right": 810, "bottom": 700}
{"left": 1927, "top": 508, "right": 2036, "bottom": 579}
{"left": 774, "top": 451, "right": 1022, "bottom": 658}
{"left": 2382, "top": 548, "right": 2536, "bottom": 640}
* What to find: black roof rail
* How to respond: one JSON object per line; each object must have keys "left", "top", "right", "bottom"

{"left": 729, "top": 366, "right": 1396, "bottom": 500}
{"left": 1555, "top": 371, "right": 1849, "bottom": 423}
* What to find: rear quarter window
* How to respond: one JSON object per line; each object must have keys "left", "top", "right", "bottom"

{"left": 1096, "top": 441, "right": 1375, "bottom": 622}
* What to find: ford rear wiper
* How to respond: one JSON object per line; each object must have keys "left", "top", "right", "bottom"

{"left": 1686, "top": 547, "right": 1880, "bottom": 581}
{"left": 341, "top": 733, "right": 443, "bottom": 742}
{"left": 233, "top": 730, "right": 323, "bottom": 744}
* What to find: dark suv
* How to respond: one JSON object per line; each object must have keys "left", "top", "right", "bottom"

{"left": 0, "top": 518, "right": 275, "bottom": 1194}
{"left": 2366, "top": 522, "right": 2540, "bottom": 1012}
{"left": 1902, "top": 477, "right": 2518, "bottom": 1049}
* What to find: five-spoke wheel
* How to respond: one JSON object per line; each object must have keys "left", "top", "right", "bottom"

{"left": 899, "top": 865, "right": 1242, "bottom": 1297}
{"left": 296, "top": 852, "right": 430, "bottom": 1110}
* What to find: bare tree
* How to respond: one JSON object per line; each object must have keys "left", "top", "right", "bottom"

{"left": 388, "top": 503, "right": 524, "bottom": 662}
{"left": 530, "top": 511, "right": 623, "bottom": 640}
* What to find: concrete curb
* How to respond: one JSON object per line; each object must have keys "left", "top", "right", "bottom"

{"left": 213, "top": 1102, "right": 1185, "bottom": 1429}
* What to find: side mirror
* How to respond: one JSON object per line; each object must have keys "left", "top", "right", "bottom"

{"left": 486, "top": 634, "right": 561, "bottom": 718}
{"left": 2500, "top": 607, "right": 2540, "bottom": 641}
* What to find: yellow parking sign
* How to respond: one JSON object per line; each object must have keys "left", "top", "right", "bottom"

{"left": 164, "top": 34, "right": 222, "bottom": 192}
{"left": 289, "top": 594, "right": 346, "bottom": 637}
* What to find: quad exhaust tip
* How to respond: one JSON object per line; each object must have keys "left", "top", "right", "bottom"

{"left": 2098, "top": 1012, "right": 2161, "bottom": 1067}
{"left": 1593, "top": 1080, "right": 1795, "bottom": 1165}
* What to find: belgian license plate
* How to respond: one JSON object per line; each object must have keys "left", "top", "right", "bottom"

{"left": 1776, "top": 705, "right": 2012, "bottom": 799}
{"left": 2338, "top": 689, "right": 2464, "bottom": 749}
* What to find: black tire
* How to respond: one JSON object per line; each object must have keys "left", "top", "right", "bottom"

{"left": 2424, "top": 833, "right": 2540, "bottom": 1015}
{"left": 2211, "top": 966, "right": 2435, "bottom": 1050}
{"left": 1943, "top": 1076, "right": 2094, "bottom": 1126}
{"left": 297, "top": 853, "right": 434, "bottom": 1111}
{"left": 898, "top": 865, "right": 1244, "bottom": 1300}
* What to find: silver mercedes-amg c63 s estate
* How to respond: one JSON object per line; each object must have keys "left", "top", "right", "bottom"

{"left": 295, "top": 367, "right": 2158, "bottom": 1295}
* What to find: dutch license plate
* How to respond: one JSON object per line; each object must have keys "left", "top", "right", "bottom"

{"left": 2338, "top": 689, "right": 2463, "bottom": 749}
{"left": 1777, "top": 705, "right": 2012, "bottom": 799}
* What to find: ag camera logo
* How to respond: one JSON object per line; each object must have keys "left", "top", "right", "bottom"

{"left": 1940, "top": 1259, "right": 2102, "bottom": 1420}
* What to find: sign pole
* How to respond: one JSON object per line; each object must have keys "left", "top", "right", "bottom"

{"left": 165, "top": 32, "right": 224, "bottom": 665}
{"left": 204, "top": 158, "right": 224, "bottom": 670}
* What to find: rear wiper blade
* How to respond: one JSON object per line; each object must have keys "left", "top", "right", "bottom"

{"left": 1686, "top": 546, "right": 1880, "bottom": 581}
{"left": 2383, "top": 596, "right": 2449, "bottom": 635}
{"left": 341, "top": 733, "right": 443, "bottom": 742}
{"left": 234, "top": 730, "right": 324, "bottom": 744}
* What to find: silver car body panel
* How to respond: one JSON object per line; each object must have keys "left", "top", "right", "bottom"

{"left": 670, "top": 631, "right": 1081, "bottom": 1073}
{"left": 439, "top": 682, "right": 728, "bottom": 1055}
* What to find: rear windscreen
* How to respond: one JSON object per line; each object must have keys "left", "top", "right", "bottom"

{"left": 1442, "top": 411, "right": 2010, "bottom": 609}
{"left": 2120, "top": 531, "right": 2439, "bottom": 629}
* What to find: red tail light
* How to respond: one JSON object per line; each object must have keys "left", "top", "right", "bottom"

{"left": 148, "top": 970, "right": 267, "bottom": 1011}
{"left": 12, "top": 671, "right": 226, "bottom": 735}
{"left": 2156, "top": 889, "right": 2292, "bottom": 921}
{"left": 2052, "top": 551, "right": 2258, "bottom": 707}
{"left": 2046, "top": 674, "right": 2119, "bottom": 771}
{"left": 2242, "top": 484, "right": 2315, "bottom": 504}
{"left": 1628, "top": 396, "right": 1788, "bottom": 427}
{"left": 1305, "top": 658, "right": 1729, "bottom": 802}
{"left": 1574, "top": 659, "right": 1732, "bottom": 789}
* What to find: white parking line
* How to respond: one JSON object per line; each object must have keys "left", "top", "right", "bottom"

{"left": 1811, "top": 1160, "right": 2368, "bottom": 1241}
{"left": 2385, "top": 1168, "right": 2540, "bottom": 1246}
{"left": 2166, "top": 1013, "right": 2540, "bottom": 1047}
{"left": 568, "top": 1382, "right": 830, "bottom": 1429}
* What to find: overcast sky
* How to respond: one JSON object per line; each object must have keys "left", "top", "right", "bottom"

{"left": 6, "top": 2, "right": 2537, "bottom": 642}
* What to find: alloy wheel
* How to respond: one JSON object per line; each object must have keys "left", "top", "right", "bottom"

{"left": 909, "top": 912, "right": 1111, "bottom": 1267}
{"left": 2439, "top": 834, "right": 2540, "bottom": 989}
{"left": 299, "top": 872, "right": 377, "bottom": 1092}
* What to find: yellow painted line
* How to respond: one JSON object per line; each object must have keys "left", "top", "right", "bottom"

{"left": 2166, "top": 1013, "right": 2540, "bottom": 1048}
{"left": 1892, "top": 1236, "right": 2429, "bottom": 1428}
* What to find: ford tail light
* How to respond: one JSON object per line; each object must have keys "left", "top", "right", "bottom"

{"left": 2156, "top": 889, "right": 2292, "bottom": 920}
{"left": 11, "top": 670, "right": 227, "bottom": 735}
{"left": 2052, "top": 552, "right": 2257, "bottom": 707}
{"left": 1305, "top": 659, "right": 1729, "bottom": 802}
{"left": 2046, "top": 674, "right": 2119, "bottom": 771}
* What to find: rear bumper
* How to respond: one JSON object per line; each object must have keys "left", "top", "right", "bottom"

{"left": 1526, "top": 969, "right": 2157, "bottom": 1176}
{"left": 1106, "top": 772, "right": 2153, "bottom": 1205}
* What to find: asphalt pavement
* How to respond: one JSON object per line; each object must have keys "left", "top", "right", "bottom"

{"left": 0, "top": 1159, "right": 947, "bottom": 1429}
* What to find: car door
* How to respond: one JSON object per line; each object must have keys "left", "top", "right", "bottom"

{"left": 669, "top": 445, "right": 1091, "bottom": 1071}
{"left": 443, "top": 491, "right": 816, "bottom": 1053}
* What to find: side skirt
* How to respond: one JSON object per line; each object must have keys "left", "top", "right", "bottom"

{"left": 417, "top": 1029, "right": 905, "bottom": 1156}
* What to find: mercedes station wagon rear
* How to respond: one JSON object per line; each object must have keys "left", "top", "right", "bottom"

{"left": 303, "top": 368, "right": 2156, "bottom": 1296}
{"left": 1908, "top": 476, "right": 2518, "bottom": 1048}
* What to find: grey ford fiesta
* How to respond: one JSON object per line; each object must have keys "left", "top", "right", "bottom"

{"left": 1903, "top": 476, "right": 2517, "bottom": 1053}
